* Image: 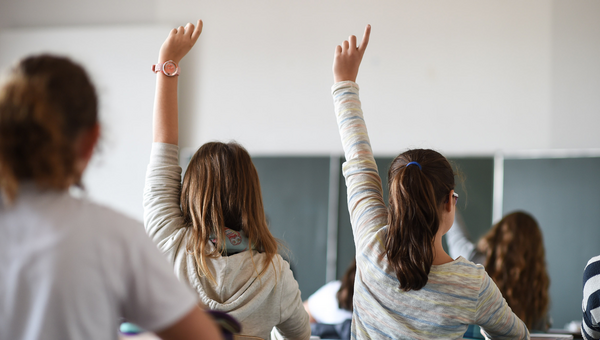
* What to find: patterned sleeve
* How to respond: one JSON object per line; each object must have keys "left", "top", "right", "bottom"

{"left": 475, "top": 272, "right": 529, "bottom": 339}
{"left": 583, "top": 255, "right": 600, "bottom": 340}
{"left": 332, "top": 81, "right": 388, "bottom": 250}
{"left": 143, "top": 142, "right": 188, "bottom": 263}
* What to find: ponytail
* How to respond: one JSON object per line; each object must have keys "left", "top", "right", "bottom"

{"left": 386, "top": 149, "right": 455, "bottom": 291}
{"left": 0, "top": 55, "right": 98, "bottom": 202}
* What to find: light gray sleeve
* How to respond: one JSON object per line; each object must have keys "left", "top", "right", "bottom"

{"left": 143, "top": 143, "right": 188, "bottom": 263}
{"left": 446, "top": 213, "right": 476, "bottom": 259}
{"left": 446, "top": 213, "right": 486, "bottom": 265}
{"left": 476, "top": 272, "right": 530, "bottom": 339}
{"left": 275, "top": 259, "right": 311, "bottom": 340}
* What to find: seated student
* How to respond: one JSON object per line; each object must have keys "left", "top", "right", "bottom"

{"left": 144, "top": 20, "right": 310, "bottom": 340}
{"left": 582, "top": 255, "right": 600, "bottom": 340}
{"left": 330, "top": 25, "right": 528, "bottom": 339}
{"left": 304, "top": 259, "right": 355, "bottom": 340}
{"left": 446, "top": 211, "right": 551, "bottom": 332}
{"left": 0, "top": 55, "right": 221, "bottom": 340}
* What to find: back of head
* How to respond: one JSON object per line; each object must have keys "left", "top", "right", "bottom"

{"left": 386, "top": 149, "right": 455, "bottom": 291}
{"left": 0, "top": 55, "right": 98, "bottom": 202}
{"left": 478, "top": 211, "right": 550, "bottom": 330}
{"left": 181, "top": 142, "right": 278, "bottom": 282}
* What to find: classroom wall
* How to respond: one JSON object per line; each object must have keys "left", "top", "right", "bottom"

{"left": 1, "top": 0, "right": 599, "bottom": 157}
{"left": 550, "top": 1, "right": 600, "bottom": 149}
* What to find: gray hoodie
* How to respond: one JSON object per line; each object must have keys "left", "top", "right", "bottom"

{"left": 144, "top": 143, "right": 310, "bottom": 340}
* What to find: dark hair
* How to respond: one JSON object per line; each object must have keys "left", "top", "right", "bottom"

{"left": 181, "top": 141, "right": 279, "bottom": 284}
{"left": 0, "top": 55, "right": 98, "bottom": 202}
{"left": 386, "top": 149, "right": 455, "bottom": 291}
{"left": 337, "top": 259, "right": 357, "bottom": 311}
{"left": 477, "top": 211, "right": 550, "bottom": 330}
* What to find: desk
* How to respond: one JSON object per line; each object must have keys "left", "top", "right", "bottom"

{"left": 463, "top": 325, "right": 576, "bottom": 340}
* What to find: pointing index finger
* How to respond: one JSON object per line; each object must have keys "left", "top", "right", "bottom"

{"left": 191, "top": 19, "right": 203, "bottom": 42}
{"left": 358, "top": 24, "right": 371, "bottom": 54}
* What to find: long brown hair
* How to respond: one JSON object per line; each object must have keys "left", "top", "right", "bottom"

{"left": 386, "top": 149, "right": 455, "bottom": 291}
{"left": 0, "top": 55, "right": 98, "bottom": 202}
{"left": 181, "top": 142, "right": 279, "bottom": 284}
{"left": 337, "top": 259, "right": 357, "bottom": 311}
{"left": 477, "top": 211, "right": 550, "bottom": 330}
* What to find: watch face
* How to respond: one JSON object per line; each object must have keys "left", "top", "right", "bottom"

{"left": 163, "top": 61, "right": 177, "bottom": 76}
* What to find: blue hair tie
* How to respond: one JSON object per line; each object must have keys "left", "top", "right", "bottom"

{"left": 406, "top": 161, "right": 422, "bottom": 170}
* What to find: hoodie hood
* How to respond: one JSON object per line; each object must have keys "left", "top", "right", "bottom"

{"left": 186, "top": 244, "right": 284, "bottom": 323}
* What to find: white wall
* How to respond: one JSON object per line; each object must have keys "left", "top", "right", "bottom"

{"left": 550, "top": 0, "right": 600, "bottom": 149}
{"left": 172, "top": 0, "right": 557, "bottom": 156}
{"left": 0, "top": 26, "right": 169, "bottom": 220}
{"left": 1, "top": 0, "right": 599, "bottom": 218}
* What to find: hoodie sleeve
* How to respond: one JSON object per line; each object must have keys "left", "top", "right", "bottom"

{"left": 143, "top": 142, "right": 188, "bottom": 264}
{"left": 274, "top": 259, "right": 311, "bottom": 340}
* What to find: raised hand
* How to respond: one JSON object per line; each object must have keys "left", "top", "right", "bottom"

{"left": 153, "top": 20, "right": 202, "bottom": 145}
{"left": 333, "top": 24, "right": 371, "bottom": 83}
{"left": 158, "top": 20, "right": 203, "bottom": 64}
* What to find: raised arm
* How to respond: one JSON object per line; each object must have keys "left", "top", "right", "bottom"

{"left": 144, "top": 21, "right": 201, "bottom": 256}
{"left": 332, "top": 26, "right": 388, "bottom": 247}
{"left": 153, "top": 20, "right": 202, "bottom": 145}
{"left": 446, "top": 213, "right": 488, "bottom": 264}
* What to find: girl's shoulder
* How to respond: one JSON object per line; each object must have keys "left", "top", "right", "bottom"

{"left": 426, "top": 257, "right": 489, "bottom": 303}
{"left": 430, "top": 256, "right": 487, "bottom": 281}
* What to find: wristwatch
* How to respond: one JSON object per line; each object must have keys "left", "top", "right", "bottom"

{"left": 152, "top": 60, "right": 179, "bottom": 76}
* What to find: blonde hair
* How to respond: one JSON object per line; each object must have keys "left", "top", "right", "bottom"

{"left": 181, "top": 142, "right": 279, "bottom": 284}
{"left": 477, "top": 211, "right": 550, "bottom": 330}
{"left": 0, "top": 55, "right": 97, "bottom": 202}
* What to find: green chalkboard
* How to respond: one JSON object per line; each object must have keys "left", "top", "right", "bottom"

{"left": 252, "top": 156, "right": 331, "bottom": 300}
{"left": 193, "top": 152, "right": 596, "bottom": 327}
{"left": 449, "top": 157, "right": 495, "bottom": 242}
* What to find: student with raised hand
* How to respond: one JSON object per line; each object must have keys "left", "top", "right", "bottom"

{"left": 446, "top": 211, "right": 551, "bottom": 332}
{"left": 582, "top": 255, "right": 600, "bottom": 340}
{"left": 0, "top": 55, "right": 221, "bottom": 340}
{"left": 144, "top": 20, "right": 310, "bottom": 340}
{"left": 331, "top": 25, "right": 529, "bottom": 339}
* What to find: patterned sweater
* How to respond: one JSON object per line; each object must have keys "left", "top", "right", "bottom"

{"left": 332, "top": 81, "right": 529, "bottom": 340}
{"left": 583, "top": 255, "right": 600, "bottom": 340}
